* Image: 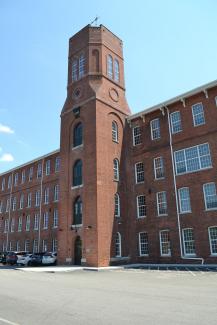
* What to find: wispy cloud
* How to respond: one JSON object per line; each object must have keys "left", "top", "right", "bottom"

{"left": 0, "top": 153, "right": 14, "bottom": 162}
{"left": 0, "top": 123, "right": 14, "bottom": 134}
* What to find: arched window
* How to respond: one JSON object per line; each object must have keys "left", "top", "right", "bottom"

{"left": 73, "top": 197, "right": 82, "bottom": 225}
{"left": 114, "top": 59, "right": 120, "bottom": 82}
{"left": 78, "top": 54, "right": 85, "bottom": 78}
{"left": 113, "top": 159, "right": 119, "bottom": 181}
{"left": 107, "top": 55, "right": 113, "bottom": 79}
{"left": 112, "top": 121, "right": 118, "bottom": 142}
{"left": 73, "top": 123, "right": 83, "bottom": 147}
{"left": 114, "top": 193, "right": 120, "bottom": 217}
{"left": 92, "top": 49, "right": 99, "bottom": 72}
{"left": 73, "top": 160, "right": 82, "bottom": 186}
{"left": 115, "top": 232, "right": 121, "bottom": 257}
{"left": 72, "top": 60, "right": 78, "bottom": 82}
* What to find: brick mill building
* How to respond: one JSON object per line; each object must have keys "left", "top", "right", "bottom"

{"left": 1, "top": 24, "right": 217, "bottom": 266}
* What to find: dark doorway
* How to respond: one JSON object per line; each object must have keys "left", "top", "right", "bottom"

{"left": 74, "top": 236, "right": 82, "bottom": 265}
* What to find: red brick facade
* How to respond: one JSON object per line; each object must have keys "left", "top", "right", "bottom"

{"left": 1, "top": 25, "right": 217, "bottom": 266}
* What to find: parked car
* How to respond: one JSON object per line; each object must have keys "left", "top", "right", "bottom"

{"left": 16, "top": 252, "right": 32, "bottom": 266}
{"left": 6, "top": 252, "right": 18, "bottom": 265}
{"left": 0, "top": 252, "right": 7, "bottom": 264}
{"left": 42, "top": 252, "right": 57, "bottom": 265}
{"left": 28, "top": 253, "right": 45, "bottom": 266}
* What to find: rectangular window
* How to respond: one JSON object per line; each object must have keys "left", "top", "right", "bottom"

{"left": 37, "top": 163, "right": 42, "bottom": 178}
{"left": 9, "top": 241, "right": 13, "bottom": 251}
{"left": 29, "top": 167, "right": 33, "bottom": 181}
{"left": 157, "top": 191, "right": 167, "bottom": 216}
{"left": 1, "top": 177, "right": 5, "bottom": 191}
{"left": 6, "top": 198, "right": 10, "bottom": 212}
{"left": 150, "top": 118, "right": 160, "bottom": 140}
{"left": 19, "top": 194, "right": 24, "bottom": 209}
{"left": 159, "top": 230, "right": 171, "bottom": 256}
{"left": 133, "top": 126, "right": 142, "bottom": 146}
{"left": 53, "top": 209, "right": 58, "bottom": 228}
{"left": 44, "top": 188, "right": 49, "bottom": 204}
{"left": 8, "top": 175, "right": 12, "bottom": 189}
{"left": 43, "top": 212, "right": 49, "bottom": 229}
{"left": 33, "top": 239, "right": 39, "bottom": 253}
{"left": 25, "top": 239, "right": 30, "bottom": 252}
{"left": 45, "top": 160, "right": 51, "bottom": 175}
{"left": 0, "top": 201, "right": 3, "bottom": 213}
{"left": 12, "top": 197, "right": 16, "bottom": 211}
{"left": 18, "top": 216, "right": 22, "bottom": 232}
{"left": 4, "top": 219, "right": 9, "bottom": 233}
{"left": 10, "top": 218, "right": 15, "bottom": 232}
{"left": 203, "top": 183, "right": 217, "bottom": 210}
{"left": 178, "top": 187, "right": 191, "bottom": 213}
{"left": 16, "top": 241, "right": 21, "bottom": 252}
{"left": 139, "top": 232, "right": 149, "bottom": 256}
{"left": 35, "top": 190, "right": 41, "bottom": 207}
{"left": 55, "top": 157, "right": 60, "bottom": 172}
{"left": 21, "top": 170, "right": 25, "bottom": 184}
{"left": 54, "top": 185, "right": 59, "bottom": 202}
{"left": 52, "top": 239, "right": 58, "bottom": 252}
{"left": 135, "top": 162, "right": 144, "bottom": 184}
{"left": 26, "top": 215, "right": 31, "bottom": 231}
{"left": 27, "top": 193, "right": 32, "bottom": 208}
{"left": 136, "top": 195, "right": 146, "bottom": 218}
{"left": 154, "top": 157, "right": 164, "bottom": 179}
{"left": 34, "top": 214, "right": 39, "bottom": 230}
{"left": 174, "top": 143, "right": 212, "bottom": 175}
{"left": 170, "top": 111, "right": 182, "bottom": 134}
{"left": 192, "top": 103, "right": 205, "bottom": 126}
{"left": 42, "top": 239, "right": 48, "bottom": 252}
{"left": 208, "top": 227, "right": 217, "bottom": 255}
{"left": 182, "top": 228, "right": 196, "bottom": 255}
{"left": 14, "top": 173, "right": 18, "bottom": 186}
{"left": 78, "top": 55, "right": 85, "bottom": 78}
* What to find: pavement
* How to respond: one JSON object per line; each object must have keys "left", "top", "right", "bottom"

{"left": 0, "top": 265, "right": 217, "bottom": 324}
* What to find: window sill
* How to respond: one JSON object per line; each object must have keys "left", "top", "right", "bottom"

{"left": 110, "top": 256, "right": 130, "bottom": 262}
{"left": 137, "top": 216, "right": 147, "bottom": 219}
{"left": 71, "top": 224, "right": 82, "bottom": 229}
{"left": 72, "top": 144, "right": 83, "bottom": 151}
{"left": 135, "top": 181, "right": 144, "bottom": 185}
{"left": 113, "top": 179, "right": 119, "bottom": 182}
{"left": 157, "top": 214, "right": 168, "bottom": 217}
{"left": 205, "top": 208, "right": 217, "bottom": 212}
{"left": 176, "top": 166, "right": 212, "bottom": 177}
{"left": 160, "top": 254, "right": 172, "bottom": 257}
{"left": 179, "top": 211, "right": 192, "bottom": 215}
{"left": 183, "top": 254, "right": 196, "bottom": 257}
{"left": 112, "top": 140, "right": 119, "bottom": 144}
{"left": 193, "top": 122, "right": 205, "bottom": 127}
{"left": 154, "top": 177, "right": 165, "bottom": 181}
{"left": 210, "top": 254, "right": 217, "bottom": 257}
{"left": 138, "top": 254, "right": 149, "bottom": 257}
{"left": 71, "top": 184, "right": 83, "bottom": 190}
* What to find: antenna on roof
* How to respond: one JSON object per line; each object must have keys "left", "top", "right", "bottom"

{"left": 90, "top": 16, "right": 99, "bottom": 26}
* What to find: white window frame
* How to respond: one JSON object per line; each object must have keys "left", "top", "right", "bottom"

{"left": 14, "top": 173, "right": 19, "bottom": 186}
{"left": 150, "top": 118, "right": 160, "bottom": 140}
{"left": 54, "top": 185, "right": 59, "bottom": 202}
{"left": 18, "top": 216, "right": 22, "bottom": 232}
{"left": 52, "top": 239, "right": 58, "bottom": 252}
{"left": 21, "top": 170, "right": 26, "bottom": 184}
{"left": 178, "top": 187, "right": 191, "bottom": 214}
{"left": 25, "top": 239, "right": 30, "bottom": 252}
{"left": 4, "top": 219, "right": 9, "bottom": 233}
{"left": 37, "top": 163, "right": 42, "bottom": 178}
{"left": 215, "top": 96, "right": 217, "bottom": 107}
{"left": 34, "top": 214, "right": 39, "bottom": 230}
{"left": 53, "top": 209, "right": 58, "bottom": 228}
{"left": 33, "top": 239, "right": 39, "bottom": 253}
{"left": 156, "top": 191, "right": 167, "bottom": 216}
{"left": 12, "top": 197, "right": 16, "bottom": 211}
{"left": 10, "top": 218, "right": 15, "bottom": 232}
{"left": 112, "top": 121, "right": 118, "bottom": 142}
{"left": 115, "top": 232, "right": 121, "bottom": 257}
{"left": 132, "top": 126, "right": 142, "bottom": 146}
{"left": 35, "top": 190, "right": 41, "bottom": 207}
{"left": 136, "top": 195, "right": 146, "bottom": 218}
{"left": 192, "top": 102, "right": 205, "bottom": 127}
{"left": 203, "top": 182, "right": 217, "bottom": 211}
{"left": 27, "top": 193, "right": 32, "bottom": 208}
{"left": 45, "top": 160, "right": 51, "bottom": 176}
{"left": 44, "top": 187, "right": 49, "bottom": 205}
{"left": 159, "top": 230, "right": 171, "bottom": 256}
{"left": 182, "top": 228, "right": 196, "bottom": 256}
{"left": 43, "top": 212, "right": 49, "bottom": 229}
{"left": 107, "top": 55, "right": 113, "bottom": 79}
{"left": 208, "top": 226, "right": 217, "bottom": 256}
{"left": 29, "top": 167, "right": 33, "bottom": 181}
{"left": 42, "top": 239, "right": 48, "bottom": 252}
{"left": 154, "top": 157, "right": 164, "bottom": 180}
{"left": 114, "top": 59, "right": 120, "bottom": 82}
{"left": 78, "top": 54, "right": 85, "bottom": 78}
{"left": 114, "top": 193, "right": 120, "bottom": 217}
{"left": 139, "top": 232, "right": 149, "bottom": 256}
{"left": 55, "top": 157, "right": 60, "bottom": 173}
{"left": 19, "top": 194, "right": 24, "bottom": 209}
{"left": 26, "top": 215, "right": 31, "bottom": 231}
{"left": 135, "top": 162, "right": 144, "bottom": 184}
{"left": 72, "top": 59, "right": 78, "bottom": 82}
{"left": 113, "top": 159, "right": 119, "bottom": 181}
{"left": 1, "top": 177, "right": 5, "bottom": 191}
{"left": 170, "top": 111, "right": 182, "bottom": 134}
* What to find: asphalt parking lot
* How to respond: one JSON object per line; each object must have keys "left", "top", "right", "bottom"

{"left": 0, "top": 265, "right": 217, "bottom": 325}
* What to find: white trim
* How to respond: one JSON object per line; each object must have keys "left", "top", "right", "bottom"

{"left": 191, "top": 102, "right": 205, "bottom": 127}
{"left": 136, "top": 195, "right": 146, "bottom": 218}
{"left": 138, "top": 232, "right": 149, "bottom": 256}
{"left": 182, "top": 228, "right": 196, "bottom": 256}
{"left": 71, "top": 184, "right": 83, "bottom": 190}
{"left": 132, "top": 126, "right": 142, "bottom": 146}
{"left": 170, "top": 111, "right": 182, "bottom": 134}
{"left": 115, "top": 232, "right": 121, "bottom": 257}
{"left": 135, "top": 162, "right": 144, "bottom": 184}
{"left": 208, "top": 226, "right": 217, "bottom": 256}
{"left": 159, "top": 229, "right": 171, "bottom": 257}
{"left": 178, "top": 187, "right": 192, "bottom": 214}
{"left": 153, "top": 156, "right": 164, "bottom": 180}
{"left": 150, "top": 118, "right": 160, "bottom": 140}
{"left": 72, "top": 144, "right": 83, "bottom": 151}
{"left": 156, "top": 191, "right": 167, "bottom": 216}
{"left": 203, "top": 182, "right": 217, "bottom": 211}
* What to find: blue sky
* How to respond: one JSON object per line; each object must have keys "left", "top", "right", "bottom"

{"left": 0, "top": 0, "right": 217, "bottom": 172}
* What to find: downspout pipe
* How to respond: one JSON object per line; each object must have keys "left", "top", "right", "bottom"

{"left": 165, "top": 106, "right": 204, "bottom": 265}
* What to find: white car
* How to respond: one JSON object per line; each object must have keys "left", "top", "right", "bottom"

{"left": 16, "top": 252, "right": 32, "bottom": 266}
{"left": 42, "top": 252, "right": 57, "bottom": 265}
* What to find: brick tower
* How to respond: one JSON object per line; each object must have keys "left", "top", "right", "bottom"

{"left": 58, "top": 24, "right": 131, "bottom": 266}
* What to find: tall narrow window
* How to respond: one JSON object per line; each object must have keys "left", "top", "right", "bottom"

{"left": 136, "top": 195, "right": 146, "bottom": 218}
{"left": 115, "top": 232, "right": 121, "bottom": 257}
{"left": 73, "top": 196, "right": 82, "bottom": 225}
{"left": 26, "top": 215, "right": 31, "bottom": 231}
{"left": 27, "top": 193, "right": 32, "bottom": 208}
{"left": 12, "top": 197, "right": 16, "bottom": 211}
{"left": 33, "top": 239, "right": 39, "bottom": 253}
{"left": 29, "top": 167, "right": 33, "bottom": 181}
{"left": 18, "top": 217, "right": 22, "bottom": 232}
{"left": 73, "top": 160, "right": 82, "bottom": 186}
{"left": 4, "top": 219, "right": 9, "bottom": 233}
{"left": 157, "top": 191, "right": 167, "bottom": 216}
{"left": 72, "top": 60, "right": 78, "bottom": 81}
{"left": 113, "top": 159, "right": 119, "bottom": 181}
{"left": 1, "top": 177, "right": 5, "bottom": 191}
{"left": 35, "top": 190, "right": 41, "bottom": 207}
{"left": 54, "top": 185, "right": 59, "bottom": 202}
{"left": 112, "top": 121, "right": 118, "bottom": 142}
{"left": 19, "top": 194, "right": 24, "bottom": 209}
{"left": 45, "top": 160, "right": 51, "bottom": 175}
{"left": 44, "top": 188, "right": 49, "bottom": 204}
{"left": 42, "top": 240, "right": 48, "bottom": 252}
{"left": 78, "top": 54, "right": 85, "bottom": 78}
{"left": 52, "top": 239, "right": 58, "bottom": 252}
{"left": 10, "top": 218, "right": 15, "bottom": 232}
{"left": 114, "top": 193, "right": 120, "bottom": 217}
{"left": 43, "top": 212, "right": 49, "bottom": 229}
{"left": 135, "top": 162, "right": 144, "bottom": 184}
{"left": 16, "top": 241, "right": 21, "bottom": 252}
{"left": 114, "top": 59, "right": 120, "bottom": 82}
{"left": 55, "top": 157, "right": 60, "bottom": 172}
{"left": 154, "top": 157, "right": 164, "bottom": 179}
{"left": 150, "top": 118, "right": 160, "bottom": 140}
{"left": 159, "top": 230, "right": 171, "bottom": 256}
{"left": 14, "top": 173, "right": 18, "bottom": 186}
{"left": 25, "top": 239, "right": 30, "bottom": 252}
{"left": 208, "top": 227, "right": 217, "bottom": 255}
{"left": 21, "top": 170, "right": 26, "bottom": 184}
{"left": 192, "top": 103, "right": 205, "bottom": 126}
{"left": 139, "top": 232, "right": 149, "bottom": 256}
{"left": 107, "top": 55, "right": 113, "bottom": 79}
{"left": 133, "top": 126, "right": 142, "bottom": 146}
{"left": 37, "top": 163, "right": 42, "bottom": 178}
{"left": 178, "top": 187, "right": 191, "bottom": 213}
{"left": 203, "top": 183, "right": 217, "bottom": 210}
{"left": 34, "top": 214, "right": 39, "bottom": 230}
{"left": 73, "top": 123, "right": 83, "bottom": 147}
{"left": 8, "top": 175, "right": 12, "bottom": 189}
{"left": 182, "top": 228, "right": 195, "bottom": 255}
{"left": 170, "top": 111, "right": 182, "bottom": 134}
{"left": 53, "top": 209, "right": 58, "bottom": 228}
